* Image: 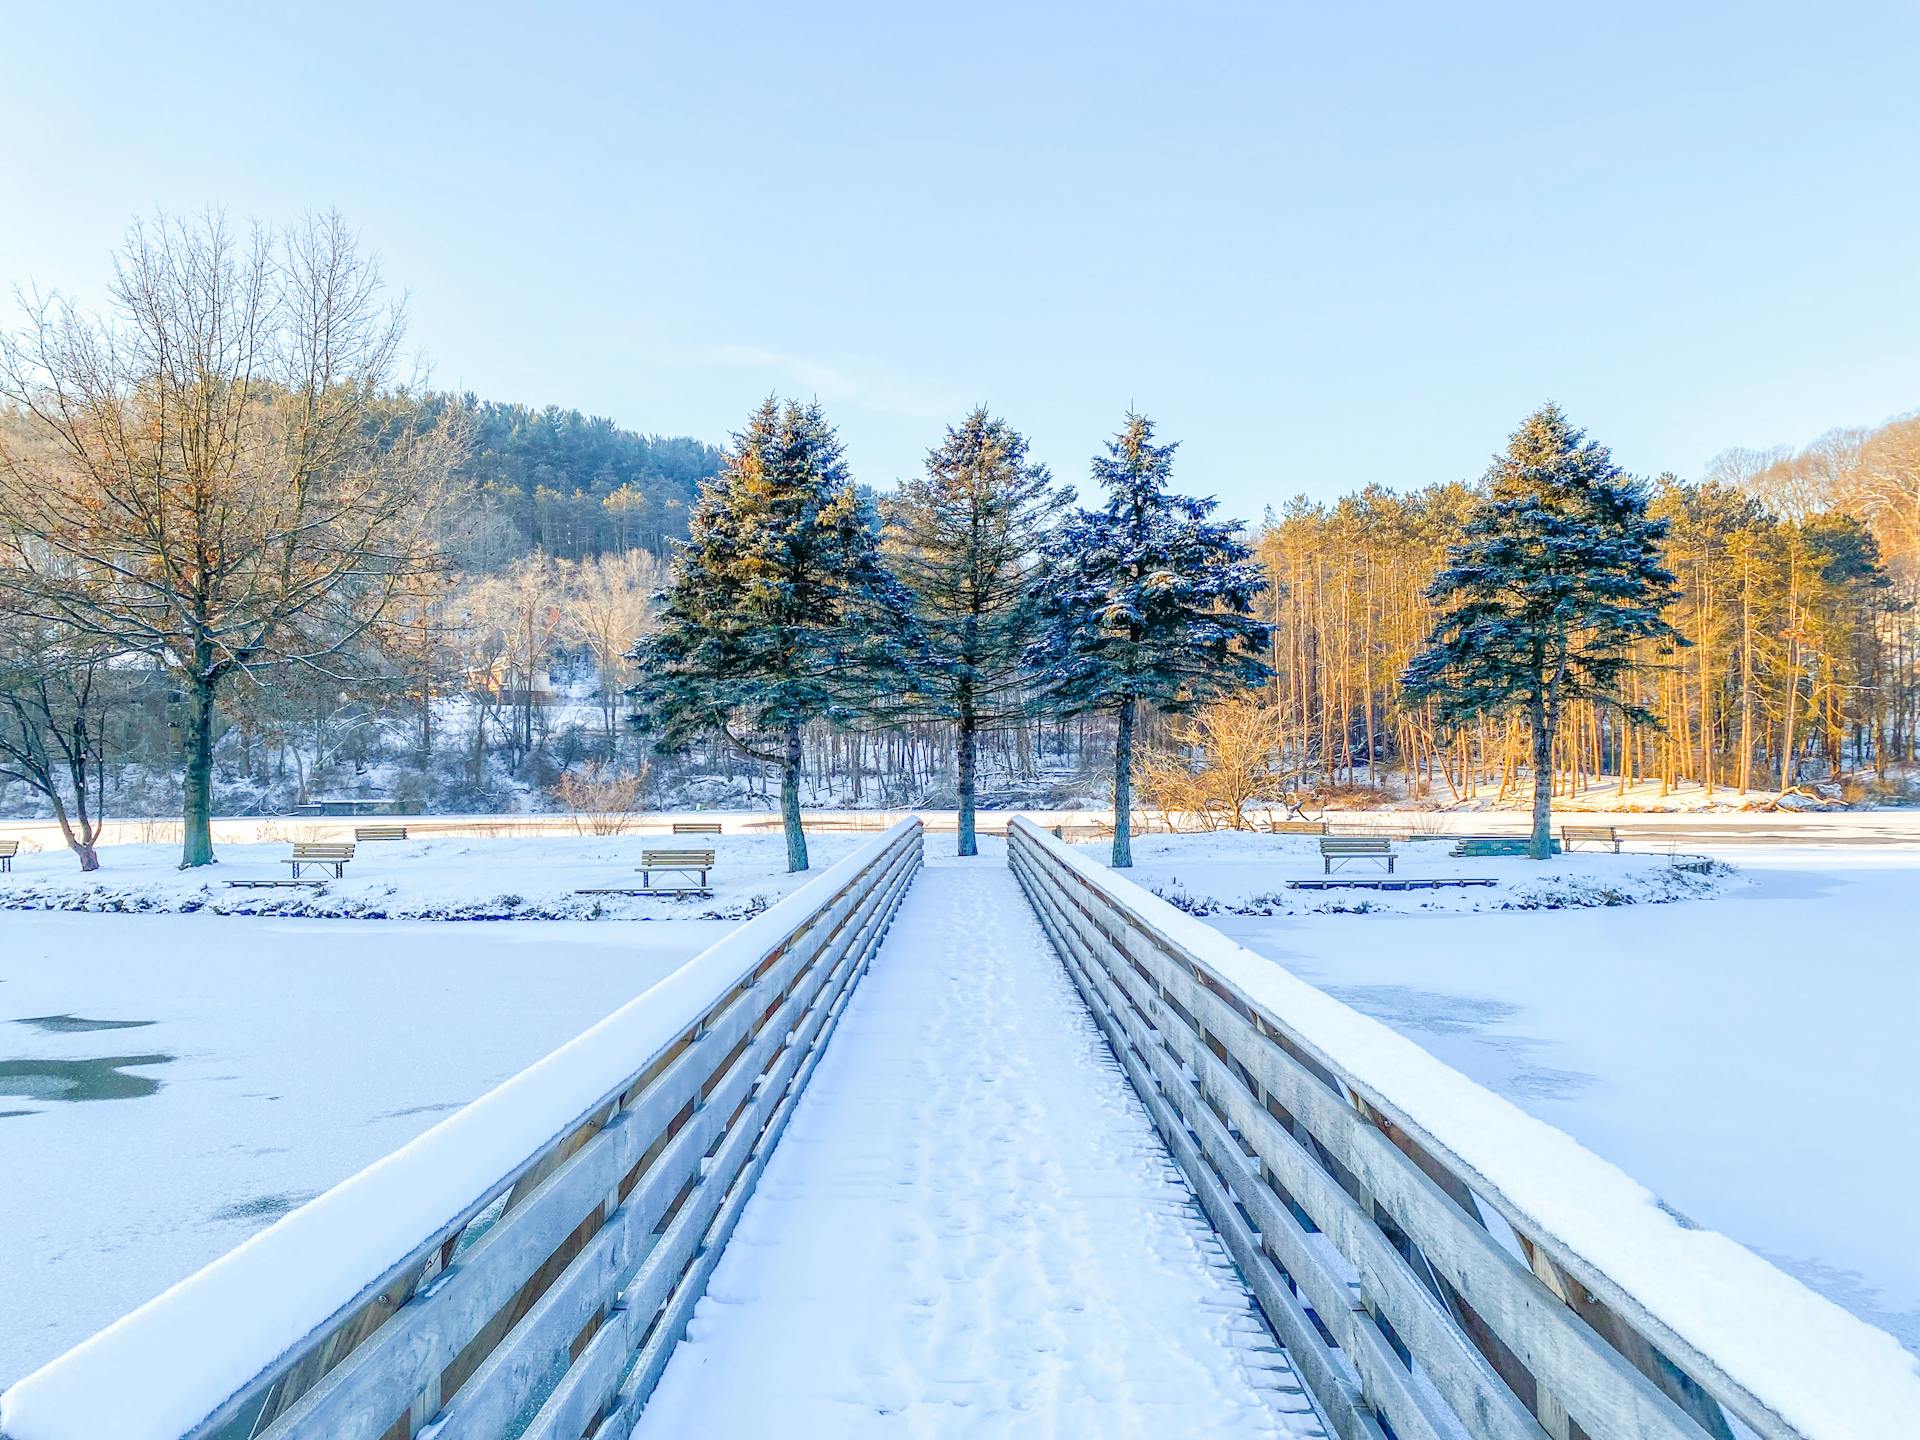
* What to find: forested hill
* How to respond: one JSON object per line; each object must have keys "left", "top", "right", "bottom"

{"left": 424, "top": 393, "right": 725, "bottom": 560}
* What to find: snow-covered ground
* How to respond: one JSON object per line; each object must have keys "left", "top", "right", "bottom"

{"left": 1087, "top": 830, "right": 1736, "bottom": 915}
{"left": 638, "top": 854, "right": 1323, "bottom": 1438}
{"left": 1182, "top": 844, "right": 1920, "bottom": 1359}
{"left": 0, "top": 910, "right": 730, "bottom": 1387}
{"left": 0, "top": 832, "right": 867, "bottom": 921}
{"left": 7, "top": 806, "right": 1920, "bottom": 859}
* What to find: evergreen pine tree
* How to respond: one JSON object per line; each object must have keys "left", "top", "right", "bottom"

{"left": 1027, "top": 413, "right": 1273, "bottom": 867}
{"left": 1403, "top": 404, "right": 1682, "bottom": 858}
{"left": 631, "top": 397, "right": 922, "bottom": 872}
{"left": 888, "top": 407, "right": 1069, "bottom": 856}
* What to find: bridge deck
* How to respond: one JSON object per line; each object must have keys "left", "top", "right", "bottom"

{"left": 635, "top": 851, "right": 1325, "bottom": 1438}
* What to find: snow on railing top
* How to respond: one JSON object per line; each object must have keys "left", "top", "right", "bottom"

{"left": 0, "top": 821, "right": 921, "bottom": 1440}
{"left": 1009, "top": 817, "right": 1920, "bottom": 1440}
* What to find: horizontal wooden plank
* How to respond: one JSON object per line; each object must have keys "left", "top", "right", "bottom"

{"left": 1019, "top": 850, "right": 1464, "bottom": 1440}
{"left": 526, "top": 856, "right": 910, "bottom": 1440}
{"left": 1085, "top": 884, "right": 1715, "bottom": 1440}
{"left": 1020, "top": 865, "right": 1393, "bottom": 1440}
{"left": 191, "top": 826, "right": 920, "bottom": 1440}
{"left": 585, "top": 905, "right": 893, "bottom": 1440}
{"left": 1010, "top": 827, "right": 1731, "bottom": 1440}
{"left": 429, "top": 870, "right": 906, "bottom": 1440}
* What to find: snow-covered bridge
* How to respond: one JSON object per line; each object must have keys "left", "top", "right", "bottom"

{"left": 2, "top": 822, "right": 1915, "bottom": 1440}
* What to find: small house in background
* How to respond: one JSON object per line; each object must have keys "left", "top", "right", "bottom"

{"left": 468, "top": 659, "right": 556, "bottom": 709}
{"left": 292, "top": 796, "right": 404, "bottom": 817}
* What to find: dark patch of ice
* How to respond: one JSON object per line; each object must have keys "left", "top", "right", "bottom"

{"left": 12, "top": 1013, "right": 156, "bottom": 1034}
{"left": 207, "top": 1191, "right": 316, "bottom": 1224}
{"left": 373, "top": 1101, "right": 463, "bottom": 1121}
{"left": 0, "top": 1053, "right": 173, "bottom": 1101}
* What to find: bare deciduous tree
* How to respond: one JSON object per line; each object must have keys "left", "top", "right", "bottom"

{"left": 459, "top": 554, "right": 568, "bottom": 771}
{"left": 0, "top": 210, "right": 458, "bottom": 865}
{"left": 1855, "top": 414, "right": 1920, "bottom": 574}
{"left": 564, "top": 549, "right": 664, "bottom": 747}
{"left": 551, "top": 760, "right": 650, "bottom": 835}
{"left": 1137, "top": 693, "right": 1288, "bottom": 831}
{"left": 0, "top": 615, "right": 117, "bottom": 870}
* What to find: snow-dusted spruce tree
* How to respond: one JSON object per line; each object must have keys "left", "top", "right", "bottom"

{"left": 631, "top": 398, "right": 922, "bottom": 873}
{"left": 1027, "top": 413, "right": 1272, "bottom": 867}
{"left": 1403, "top": 404, "right": 1681, "bottom": 859}
{"left": 887, "top": 407, "right": 1068, "bottom": 856}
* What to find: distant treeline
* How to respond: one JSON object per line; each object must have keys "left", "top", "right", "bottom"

{"left": 1255, "top": 410, "right": 1920, "bottom": 798}
{"left": 419, "top": 394, "right": 724, "bottom": 562}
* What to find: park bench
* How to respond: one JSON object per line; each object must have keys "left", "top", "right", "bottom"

{"left": 286, "top": 842, "right": 356, "bottom": 879}
{"left": 0, "top": 840, "right": 16, "bottom": 872}
{"left": 225, "top": 842, "right": 357, "bottom": 888}
{"left": 1268, "top": 819, "right": 1330, "bottom": 835}
{"left": 1318, "top": 835, "right": 1396, "bottom": 874}
{"left": 354, "top": 825, "right": 409, "bottom": 842}
{"left": 636, "top": 848, "right": 715, "bottom": 894}
{"left": 1561, "top": 824, "right": 1622, "bottom": 853}
{"left": 670, "top": 821, "right": 724, "bottom": 835}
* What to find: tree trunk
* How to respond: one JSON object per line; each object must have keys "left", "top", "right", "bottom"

{"left": 1739, "top": 573, "right": 1754, "bottom": 792}
{"left": 781, "top": 720, "right": 808, "bottom": 873}
{"left": 1112, "top": 696, "right": 1135, "bottom": 868}
{"left": 956, "top": 701, "right": 978, "bottom": 858}
{"left": 181, "top": 673, "right": 218, "bottom": 868}
{"left": 43, "top": 789, "right": 102, "bottom": 872}
{"left": 1529, "top": 696, "right": 1554, "bottom": 861}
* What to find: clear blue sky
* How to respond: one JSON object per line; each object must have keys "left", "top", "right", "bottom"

{"left": 4, "top": 2, "right": 1918, "bottom": 520}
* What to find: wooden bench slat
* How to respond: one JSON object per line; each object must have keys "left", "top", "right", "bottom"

{"left": 354, "top": 826, "right": 408, "bottom": 841}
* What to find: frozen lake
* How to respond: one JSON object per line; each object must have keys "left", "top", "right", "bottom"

{"left": 1212, "top": 845, "right": 1920, "bottom": 1359}
{"left": 5, "top": 839, "right": 1915, "bottom": 1396}
{"left": 0, "top": 911, "right": 730, "bottom": 1387}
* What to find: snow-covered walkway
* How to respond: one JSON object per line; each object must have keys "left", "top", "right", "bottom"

{"left": 635, "top": 852, "right": 1324, "bottom": 1438}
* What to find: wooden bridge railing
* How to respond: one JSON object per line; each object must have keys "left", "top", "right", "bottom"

{"left": 0, "top": 820, "right": 923, "bottom": 1440}
{"left": 1008, "top": 817, "right": 1918, "bottom": 1440}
